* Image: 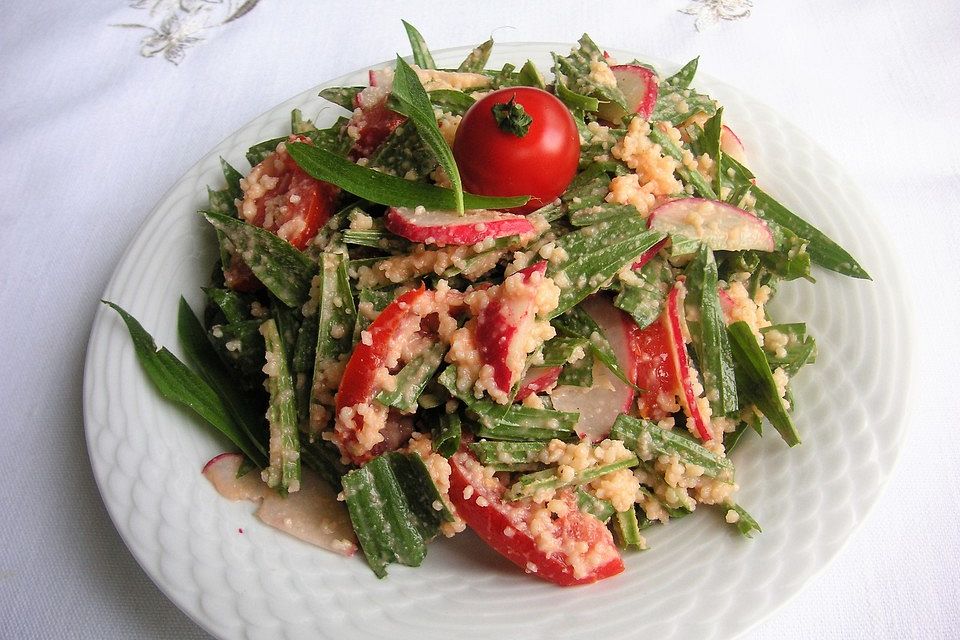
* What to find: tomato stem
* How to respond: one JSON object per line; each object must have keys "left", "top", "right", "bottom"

{"left": 491, "top": 95, "right": 533, "bottom": 137}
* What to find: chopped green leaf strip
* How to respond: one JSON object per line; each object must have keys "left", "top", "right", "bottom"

{"left": 259, "top": 318, "right": 301, "bottom": 494}
{"left": 554, "top": 305, "right": 634, "bottom": 388}
{"left": 728, "top": 321, "right": 801, "bottom": 446}
{"left": 246, "top": 136, "right": 285, "bottom": 166}
{"left": 202, "top": 210, "right": 317, "bottom": 308}
{"left": 300, "top": 440, "right": 348, "bottom": 492}
{"left": 554, "top": 78, "right": 601, "bottom": 112}
{"left": 342, "top": 454, "right": 425, "bottom": 577}
{"left": 457, "top": 38, "right": 493, "bottom": 72}
{"left": 647, "top": 125, "right": 717, "bottom": 199}
{"left": 517, "top": 60, "right": 546, "bottom": 89}
{"left": 611, "top": 414, "right": 734, "bottom": 478}
{"left": 432, "top": 412, "right": 462, "bottom": 458}
{"left": 540, "top": 336, "right": 588, "bottom": 367}
{"left": 724, "top": 502, "right": 762, "bottom": 538}
{"left": 506, "top": 453, "right": 638, "bottom": 500}
{"left": 614, "top": 255, "right": 672, "bottom": 329}
{"left": 547, "top": 216, "right": 666, "bottom": 317}
{"left": 469, "top": 441, "right": 545, "bottom": 465}
{"left": 375, "top": 343, "right": 446, "bottom": 412}
{"left": 206, "top": 319, "right": 265, "bottom": 384}
{"left": 308, "top": 253, "right": 356, "bottom": 433}
{"left": 576, "top": 489, "right": 615, "bottom": 524}
{"left": 319, "top": 86, "right": 363, "bottom": 110}
{"left": 203, "top": 287, "right": 249, "bottom": 324}
{"left": 556, "top": 352, "right": 594, "bottom": 387}
{"left": 685, "top": 246, "right": 738, "bottom": 415}
{"left": 664, "top": 57, "right": 699, "bottom": 89}
{"left": 761, "top": 323, "right": 818, "bottom": 376}
{"left": 612, "top": 508, "right": 645, "bottom": 550}
{"left": 551, "top": 35, "right": 626, "bottom": 109}
{"left": 429, "top": 89, "right": 476, "bottom": 115}
{"left": 469, "top": 402, "right": 579, "bottom": 442}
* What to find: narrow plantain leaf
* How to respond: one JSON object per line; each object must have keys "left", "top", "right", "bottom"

{"left": 401, "top": 20, "right": 436, "bottom": 69}
{"left": 104, "top": 301, "right": 264, "bottom": 464}
{"left": 287, "top": 142, "right": 527, "bottom": 211}
{"left": 391, "top": 56, "right": 465, "bottom": 214}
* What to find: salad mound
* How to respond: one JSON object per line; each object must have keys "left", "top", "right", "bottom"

{"left": 107, "top": 23, "right": 868, "bottom": 586}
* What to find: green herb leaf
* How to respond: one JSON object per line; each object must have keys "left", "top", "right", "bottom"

{"left": 728, "top": 321, "right": 801, "bottom": 446}
{"left": 391, "top": 56, "right": 465, "bottom": 214}
{"left": 287, "top": 142, "right": 527, "bottom": 211}
{"left": 202, "top": 210, "right": 317, "bottom": 308}
{"left": 103, "top": 301, "right": 264, "bottom": 464}
{"left": 401, "top": 20, "right": 436, "bottom": 69}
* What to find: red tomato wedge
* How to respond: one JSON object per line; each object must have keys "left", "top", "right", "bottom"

{"left": 225, "top": 136, "right": 338, "bottom": 290}
{"left": 333, "top": 286, "right": 463, "bottom": 464}
{"left": 475, "top": 261, "right": 548, "bottom": 397}
{"left": 239, "top": 135, "right": 338, "bottom": 250}
{"left": 630, "top": 317, "right": 681, "bottom": 421}
{"left": 333, "top": 287, "right": 426, "bottom": 464}
{"left": 348, "top": 85, "right": 406, "bottom": 159}
{"left": 448, "top": 451, "right": 624, "bottom": 586}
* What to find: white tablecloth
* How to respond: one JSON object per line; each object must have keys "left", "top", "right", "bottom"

{"left": 2, "top": 1, "right": 958, "bottom": 637}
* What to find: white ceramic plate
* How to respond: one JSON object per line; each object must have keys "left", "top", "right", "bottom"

{"left": 84, "top": 44, "right": 912, "bottom": 640}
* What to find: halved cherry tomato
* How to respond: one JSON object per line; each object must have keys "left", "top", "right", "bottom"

{"left": 453, "top": 87, "right": 580, "bottom": 214}
{"left": 448, "top": 451, "right": 623, "bottom": 586}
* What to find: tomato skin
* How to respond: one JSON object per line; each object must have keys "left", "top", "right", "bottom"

{"left": 224, "top": 136, "right": 338, "bottom": 291}
{"left": 333, "top": 287, "right": 428, "bottom": 464}
{"left": 447, "top": 451, "right": 624, "bottom": 586}
{"left": 453, "top": 88, "right": 580, "bottom": 214}
{"left": 630, "top": 318, "right": 681, "bottom": 421}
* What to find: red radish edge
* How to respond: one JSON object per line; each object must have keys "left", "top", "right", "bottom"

{"left": 385, "top": 206, "right": 535, "bottom": 245}
{"left": 597, "top": 64, "right": 659, "bottom": 123}
{"left": 647, "top": 198, "right": 775, "bottom": 253}
{"left": 662, "top": 283, "right": 713, "bottom": 441}
{"left": 632, "top": 238, "right": 667, "bottom": 269}
{"left": 549, "top": 296, "right": 638, "bottom": 442}
{"left": 516, "top": 366, "right": 563, "bottom": 402}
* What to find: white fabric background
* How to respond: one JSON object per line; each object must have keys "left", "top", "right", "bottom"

{"left": 1, "top": 1, "right": 957, "bottom": 638}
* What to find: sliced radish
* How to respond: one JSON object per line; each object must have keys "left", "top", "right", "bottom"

{"left": 385, "top": 206, "right": 535, "bottom": 246}
{"left": 476, "top": 262, "right": 549, "bottom": 399}
{"left": 202, "top": 453, "right": 358, "bottom": 556}
{"left": 718, "top": 287, "right": 736, "bottom": 324}
{"left": 549, "top": 296, "right": 638, "bottom": 442}
{"left": 662, "top": 283, "right": 713, "bottom": 441}
{"left": 631, "top": 237, "right": 667, "bottom": 270}
{"left": 720, "top": 125, "right": 747, "bottom": 165}
{"left": 516, "top": 366, "right": 562, "bottom": 402}
{"left": 647, "top": 198, "right": 775, "bottom": 252}
{"left": 597, "top": 64, "right": 659, "bottom": 123}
